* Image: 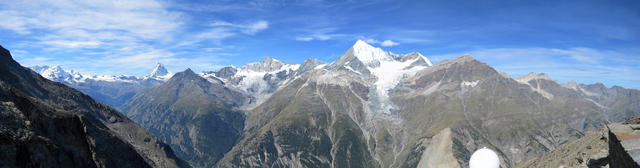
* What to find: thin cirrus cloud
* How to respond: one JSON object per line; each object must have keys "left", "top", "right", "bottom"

{"left": 295, "top": 33, "right": 344, "bottom": 41}
{"left": 0, "top": 0, "right": 637, "bottom": 88}
{"left": 0, "top": 0, "right": 269, "bottom": 75}
{"left": 209, "top": 20, "right": 269, "bottom": 35}
{"left": 188, "top": 20, "right": 269, "bottom": 46}
{"left": 41, "top": 40, "right": 102, "bottom": 49}
{"left": 0, "top": 0, "right": 181, "bottom": 41}
{"left": 362, "top": 38, "right": 400, "bottom": 47}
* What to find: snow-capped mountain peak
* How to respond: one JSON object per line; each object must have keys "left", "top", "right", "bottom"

{"left": 351, "top": 40, "right": 394, "bottom": 66}
{"left": 30, "top": 65, "right": 84, "bottom": 84}
{"left": 150, "top": 62, "right": 169, "bottom": 77}
{"left": 201, "top": 56, "right": 302, "bottom": 109}
{"left": 147, "top": 62, "right": 173, "bottom": 81}
{"left": 30, "top": 62, "right": 174, "bottom": 84}
{"left": 332, "top": 40, "right": 436, "bottom": 115}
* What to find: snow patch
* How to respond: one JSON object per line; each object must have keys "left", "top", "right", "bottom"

{"left": 314, "top": 64, "right": 327, "bottom": 70}
{"left": 586, "top": 98, "right": 608, "bottom": 109}
{"left": 461, "top": 80, "right": 480, "bottom": 88}
{"left": 344, "top": 65, "right": 361, "bottom": 75}
{"left": 579, "top": 87, "right": 599, "bottom": 97}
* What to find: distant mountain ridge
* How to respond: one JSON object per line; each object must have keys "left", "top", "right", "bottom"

{"left": 28, "top": 63, "right": 172, "bottom": 110}
{"left": 24, "top": 40, "right": 640, "bottom": 167}
{"left": 30, "top": 63, "right": 173, "bottom": 84}
{"left": 201, "top": 56, "right": 326, "bottom": 109}
{"left": 0, "top": 45, "right": 190, "bottom": 167}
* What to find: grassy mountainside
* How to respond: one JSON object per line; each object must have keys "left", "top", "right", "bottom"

{"left": 122, "top": 69, "right": 247, "bottom": 167}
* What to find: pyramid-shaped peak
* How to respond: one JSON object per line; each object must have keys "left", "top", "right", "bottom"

{"left": 150, "top": 62, "right": 169, "bottom": 77}
{"left": 172, "top": 68, "right": 197, "bottom": 78}
{"left": 165, "top": 68, "right": 204, "bottom": 84}
{"left": 349, "top": 40, "right": 393, "bottom": 66}
{"left": 353, "top": 40, "right": 375, "bottom": 49}
{"left": 184, "top": 68, "right": 194, "bottom": 74}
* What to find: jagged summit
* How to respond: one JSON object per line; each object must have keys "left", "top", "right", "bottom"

{"left": 516, "top": 72, "right": 552, "bottom": 83}
{"left": 29, "top": 65, "right": 85, "bottom": 84}
{"left": 297, "top": 58, "right": 327, "bottom": 74}
{"left": 406, "top": 52, "right": 433, "bottom": 66}
{"left": 241, "top": 56, "right": 288, "bottom": 72}
{"left": 149, "top": 62, "right": 169, "bottom": 77}
{"left": 562, "top": 80, "right": 579, "bottom": 90}
{"left": 213, "top": 66, "right": 238, "bottom": 78}
{"left": 263, "top": 56, "right": 276, "bottom": 63}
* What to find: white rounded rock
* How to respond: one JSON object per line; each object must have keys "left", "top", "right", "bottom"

{"left": 469, "top": 147, "right": 500, "bottom": 168}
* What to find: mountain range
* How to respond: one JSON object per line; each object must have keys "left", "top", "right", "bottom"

{"left": 29, "top": 63, "right": 172, "bottom": 110}
{"left": 0, "top": 45, "right": 190, "bottom": 167}
{"left": 25, "top": 40, "right": 640, "bottom": 167}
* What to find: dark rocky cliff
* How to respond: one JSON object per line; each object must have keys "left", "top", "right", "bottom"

{"left": 0, "top": 45, "right": 190, "bottom": 168}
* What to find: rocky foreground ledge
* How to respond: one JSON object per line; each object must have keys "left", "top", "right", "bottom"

{"left": 518, "top": 117, "right": 640, "bottom": 168}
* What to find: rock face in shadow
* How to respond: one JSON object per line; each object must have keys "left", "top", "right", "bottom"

{"left": 122, "top": 69, "right": 247, "bottom": 167}
{"left": 0, "top": 45, "right": 190, "bottom": 168}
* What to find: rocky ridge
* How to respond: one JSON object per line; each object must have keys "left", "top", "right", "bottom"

{"left": 0, "top": 45, "right": 190, "bottom": 168}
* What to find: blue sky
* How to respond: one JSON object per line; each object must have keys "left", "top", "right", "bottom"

{"left": 0, "top": 0, "right": 639, "bottom": 88}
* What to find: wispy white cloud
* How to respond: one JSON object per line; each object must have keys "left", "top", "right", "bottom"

{"left": 360, "top": 38, "right": 400, "bottom": 47}
{"left": 294, "top": 27, "right": 346, "bottom": 41}
{"left": 196, "top": 28, "right": 236, "bottom": 42}
{"left": 187, "top": 20, "right": 269, "bottom": 44}
{"left": 243, "top": 21, "right": 269, "bottom": 34}
{"left": 295, "top": 33, "right": 345, "bottom": 41}
{"left": 295, "top": 37, "right": 315, "bottom": 41}
{"left": 380, "top": 40, "right": 399, "bottom": 47}
{"left": 208, "top": 20, "right": 269, "bottom": 35}
{"left": 0, "top": 0, "right": 260, "bottom": 75}
{"left": 41, "top": 40, "right": 102, "bottom": 49}
{"left": 0, "top": 0, "right": 182, "bottom": 42}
